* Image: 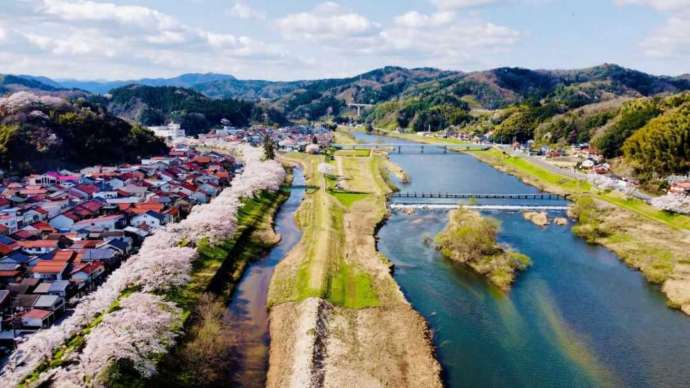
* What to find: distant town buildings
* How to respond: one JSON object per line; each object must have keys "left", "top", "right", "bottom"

{"left": 148, "top": 123, "right": 186, "bottom": 142}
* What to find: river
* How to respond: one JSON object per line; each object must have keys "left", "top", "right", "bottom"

{"left": 355, "top": 132, "right": 690, "bottom": 388}
{"left": 225, "top": 170, "right": 305, "bottom": 387}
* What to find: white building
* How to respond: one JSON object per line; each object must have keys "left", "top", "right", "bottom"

{"left": 148, "top": 123, "right": 186, "bottom": 141}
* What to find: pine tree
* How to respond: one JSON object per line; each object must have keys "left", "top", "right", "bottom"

{"left": 263, "top": 135, "right": 276, "bottom": 160}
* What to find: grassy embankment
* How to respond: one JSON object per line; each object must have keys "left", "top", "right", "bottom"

{"left": 368, "top": 128, "right": 690, "bottom": 313}
{"left": 268, "top": 152, "right": 385, "bottom": 308}
{"left": 19, "top": 186, "right": 290, "bottom": 387}
{"left": 435, "top": 208, "right": 531, "bottom": 290}
{"left": 268, "top": 146, "right": 442, "bottom": 387}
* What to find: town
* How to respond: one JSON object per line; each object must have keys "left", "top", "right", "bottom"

{"left": 0, "top": 123, "right": 334, "bottom": 355}
{"left": 0, "top": 143, "right": 240, "bottom": 346}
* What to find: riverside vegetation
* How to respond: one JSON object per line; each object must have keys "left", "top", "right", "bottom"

{"left": 435, "top": 208, "right": 531, "bottom": 290}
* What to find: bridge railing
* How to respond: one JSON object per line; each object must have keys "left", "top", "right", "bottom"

{"left": 390, "top": 192, "right": 568, "bottom": 201}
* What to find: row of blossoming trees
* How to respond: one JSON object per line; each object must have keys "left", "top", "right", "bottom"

{"left": 0, "top": 142, "right": 286, "bottom": 387}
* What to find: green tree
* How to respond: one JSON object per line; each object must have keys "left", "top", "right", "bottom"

{"left": 623, "top": 102, "right": 690, "bottom": 178}
{"left": 263, "top": 135, "right": 276, "bottom": 160}
{"left": 593, "top": 99, "right": 661, "bottom": 158}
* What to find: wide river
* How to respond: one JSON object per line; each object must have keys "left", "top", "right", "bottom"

{"left": 356, "top": 132, "right": 690, "bottom": 388}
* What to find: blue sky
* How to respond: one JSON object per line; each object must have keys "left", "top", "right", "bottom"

{"left": 0, "top": 0, "right": 688, "bottom": 80}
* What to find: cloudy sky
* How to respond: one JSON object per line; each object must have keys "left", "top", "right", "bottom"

{"left": 0, "top": 0, "right": 688, "bottom": 81}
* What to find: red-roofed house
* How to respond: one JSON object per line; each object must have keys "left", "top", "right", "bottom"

{"left": 0, "top": 235, "right": 18, "bottom": 255}
{"left": 22, "top": 308, "right": 53, "bottom": 329}
{"left": 18, "top": 240, "right": 58, "bottom": 255}
{"left": 70, "top": 184, "right": 99, "bottom": 199}
{"left": 31, "top": 260, "right": 70, "bottom": 280}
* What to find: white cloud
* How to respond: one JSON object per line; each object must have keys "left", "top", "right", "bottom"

{"left": 380, "top": 18, "right": 519, "bottom": 60}
{"left": 614, "top": 0, "right": 690, "bottom": 11}
{"left": 0, "top": 24, "right": 6, "bottom": 43}
{"left": 394, "top": 11, "right": 455, "bottom": 28}
{"left": 431, "top": 0, "right": 501, "bottom": 10}
{"left": 276, "top": 2, "right": 379, "bottom": 41}
{"left": 229, "top": 1, "right": 266, "bottom": 20}
{"left": 616, "top": 0, "right": 690, "bottom": 59}
{"left": 40, "top": 0, "right": 177, "bottom": 29}
{"left": 640, "top": 16, "right": 690, "bottom": 57}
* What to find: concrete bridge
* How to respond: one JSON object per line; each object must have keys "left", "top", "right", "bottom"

{"left": 391, "top": 192, "right": 568, "bottom": 201}
{"left": 347, "top": 103, "right": 374, "bottom": 117}
{"left": 333, "top": 143, "right": 490, "bottom": 154}
{"left": 390, "top": 204, "right": 569, "bottom": 211}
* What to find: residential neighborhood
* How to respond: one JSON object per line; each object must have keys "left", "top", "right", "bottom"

{"left": 0, "top": 145, "right": 239, "bottom": 346}
{"left": 197, "top": 124, "right": 334, "bottom": 153}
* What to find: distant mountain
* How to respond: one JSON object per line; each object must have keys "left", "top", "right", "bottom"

{"left": 0, "top": 74, "right": 61, "bottom": 95}
{"left": 0, "top": 91, "right": 167, "bottom": 174}
{"left": 56, "top": 73, "right": 237, "bottom": 94}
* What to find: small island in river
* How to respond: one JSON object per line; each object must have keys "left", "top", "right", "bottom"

{"left": 435, "top": 208, "right": 532, "bottom": 290}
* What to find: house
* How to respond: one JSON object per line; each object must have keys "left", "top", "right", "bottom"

{"left": 18, "top": 240, "right": 59, "bottom": 255}
{"left": 0, "top": 235, "right": 19, "bottom": 255}
{"left": 22, "top": 208, "right": 48, "bottom": 225}
{"left": 21, "top": 308, "right": 53, "bottom": 329}
{"left": 13, "top": 293, "right": 40, "bottom": 312}
{"left": 669, "top": 180, "right": 690, "bottom": 196}
{"left": 31, "top": 260, "right": 70, "bottom": 280}
{"left": 49, "top": 213, "right": 80, "bottom": 232}
{"left": 130, "top": 211, "right": 166, "bottom": 229}
{"left": 0, "top": 213, "right": 18, "bottom": 233}
{"left": 0, "top": 259, "right": 22, "bottom": 283}
{"left": 120, "top": 184, "right": 148, "bottom": 198}
{"left": 69, "top": 184, "right": 99, "bottom": 199}
{"left": 71, "top": 215, "right": 125, "bottom": 232}
{"left": 47, "top": 280, "right": 71, "bottom": 297}
{"left": 71, "top": 262, "right": 106, "bottom": 289}
{"left": 33, "top": 294, "right": 64, "bottom": 312}
{"left": 77, "top": 248, "right": 117, "bottom": 263}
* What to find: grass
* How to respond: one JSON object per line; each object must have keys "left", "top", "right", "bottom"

{"left": 327, "top": 260, "right": 379, "bottom": 308}
{"left": 335, "top": 149, "right": 371, "bottom": 157}
{"left": 597, "top": 192, "right": 690, "bottom": 230}
{"left": 330, "top": 191, "right": 369, "bottom": 208}
{"left": 272, "top": 152, "right": 383, "bottom": 309}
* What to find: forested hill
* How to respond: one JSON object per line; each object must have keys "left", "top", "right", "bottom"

{"left": 0, "top": 92, "right": 167, "bottom": 174}
{"left": 100, "top": 85, "right": 288, "bottom": 136}
{"left": 16, "top": 64, "right": 690, "bottom": 124}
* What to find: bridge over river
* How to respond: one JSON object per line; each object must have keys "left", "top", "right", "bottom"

{"left": 391, "top": 192, "right": 568, "bottom": 200}
{"left": 333, "top": 143, "right": 490, "bottom": 153}
{"left": 390, "top": 192, "right": 570, "bottom": 211}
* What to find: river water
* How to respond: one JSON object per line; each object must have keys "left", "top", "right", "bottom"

{"left": 225, "top": 170, "right": 305, "bottom": 387}
{"left": 356, "top": 132, "right": 690, "bottom": 388}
